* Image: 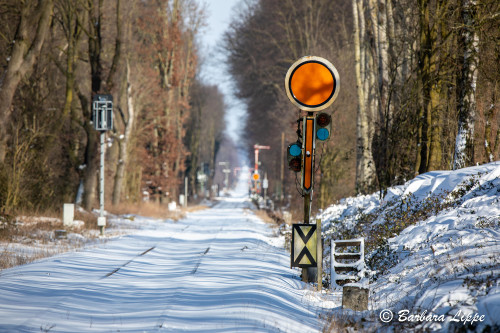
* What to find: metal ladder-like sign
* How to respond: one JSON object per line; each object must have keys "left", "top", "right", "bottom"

{"left": 330, "top": 238, "right": 366, "bottom": 289}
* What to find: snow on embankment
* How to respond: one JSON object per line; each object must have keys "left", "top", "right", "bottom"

{"left": 318, "top": 162, "right": 500, "bottom": 332}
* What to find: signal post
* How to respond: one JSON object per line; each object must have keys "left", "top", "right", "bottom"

{"left": 284, "top": 56, "right": 339, "bottom": 285}
{"left": 252, "top": 144, "right": 270, "bottom": 194}
{"left": 92, "top": 95, "right": 113, "bottom": 236}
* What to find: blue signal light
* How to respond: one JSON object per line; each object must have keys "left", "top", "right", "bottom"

{"left": 289, "top": 144, "right": 301, "bottom": 156}
{"left": 316, "top": 128, "right": 329, "bottom": 141}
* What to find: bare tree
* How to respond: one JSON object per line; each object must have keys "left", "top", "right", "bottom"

{"left": 453, "top": 0, "right": 479, "bottom": 169}
{"left": 0, "top": 0, "right": 53, "bottom": 164}
{"left": 80, "top": 0, "right": 123, "bottom": 210}
{"left": 353, "top": 0, "right": 377, "bottom": 193}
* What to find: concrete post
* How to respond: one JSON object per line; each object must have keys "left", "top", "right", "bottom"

{"left": 63, "top": 203, "right": 74, "bottom": 227}
{"left": 184, "top": 177, "right": 188, "bottom": 208}
{"left": 342, "top": 286, "right": 369, "bottom": 311}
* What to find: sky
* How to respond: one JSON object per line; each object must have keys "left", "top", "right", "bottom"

{"left": 197, "top": 0, "right": 246, "bottom": 143}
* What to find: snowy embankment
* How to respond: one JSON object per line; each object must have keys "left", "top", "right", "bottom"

{"left": 0, "top": 172, "right": 332, "bottom": 333}
{"left": 318, "top": 162, "right": 500, "bottom": 331}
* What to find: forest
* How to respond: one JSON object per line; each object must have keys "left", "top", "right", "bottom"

{"left": 224, "top": 0, "right": 500, "bottom": 213}
{"left": 0, "top": 0, "right": 499, "bottom": 217}
{"left": 0, "top": 0, "right": 231, "bottom": 214}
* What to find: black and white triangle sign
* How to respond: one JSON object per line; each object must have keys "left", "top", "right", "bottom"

{"left": 291, "top": 224, "right": 317, "bottom": 268}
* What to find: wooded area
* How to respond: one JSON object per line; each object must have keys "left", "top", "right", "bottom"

{"left": 0, "top": 0, "right": 499, "bottom": 216}
{"left": 224, "top": 0, "right": 500, "bottom": 211}
{"left": 0, "top": 0, "right": 227, "bottom": 213}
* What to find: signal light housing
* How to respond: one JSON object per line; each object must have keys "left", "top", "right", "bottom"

{"left": 287, "top": 142, "right": 302, "bottom": 172}
{"left": 315, "top": 112, "right": 332, "bottom": 141}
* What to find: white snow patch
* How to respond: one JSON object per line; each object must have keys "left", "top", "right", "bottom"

{"left": 318, "top": 161, "right": 500, "bottom": 331}
{"left": 0, "top": 172, "right": 331, "bottom": 332}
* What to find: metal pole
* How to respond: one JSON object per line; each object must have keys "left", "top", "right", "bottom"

{"left": 264, "top": 172, "right": 267, "bottom": 203}
{"left": 280, "top": 132, "right": 284, "bottom": 201}
{"left": 100, "top": 132, "right": 105, "bottom": 236}
{"left": 302, "top": 191, "right": 315, "bottom": 282}
{"left": 304, "top": 191, "right": 311, "bottom": 224}
{"left": 255, "top": 148, "right": 259, "bottom": 172}
{"left": 302, "top": 191, "right": 310, "bottom": 282}
{"left": 317, "top": 218, "right": 322, "bottom": 291}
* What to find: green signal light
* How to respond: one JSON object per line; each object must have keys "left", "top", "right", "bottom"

{"left": 316, "top": 128, "right": 329, "bottom": 141}
{"left": 289, "top": 144, "right": 301, "bottom": 157}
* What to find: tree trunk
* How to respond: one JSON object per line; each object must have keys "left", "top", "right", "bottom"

{"left": 427, "top": 0, "right": 451, "bottom": 171}
{"left": 112, "top": 58, "right": 135, "bottom": 205}
{"left": 82, "top": 121, "right": 99, "bottom": 210}
{"left": 82, "top": 0, "right": 122, "bottom": 210}
{"left": 417, "top": 0, "right": 432, "bottom": 173}
{"left": 427, "top": 84, "right": 443, "bottom": 171}
{"left": 484, "top": 82, "right": 497, "bottom": 162}
{"left": 354, "top": 0, "right": 376, "bottom": 193}
{"left": 106, "top": 0, "right": 122, "bottom": 92}
{"left": 61, "top": 17, "right": 76, "bottom": 120}
{"left": 453, "top": 0, "right": 478, "bottom": 170}
{"left": 484, "top": 102, "right": 495, "bottom": 162}
{"left": 50, "top": 0, "right": 84, "bottom": 148}
{"left": 377, "top": 0, "right": 390, "bottom": 121}
{"left": 82, "top": 0, "right": 103, "bottom": 210}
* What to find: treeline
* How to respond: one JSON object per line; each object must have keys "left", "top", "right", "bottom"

{"left": 224, "top": 0, "right": 500, "bottom": 209}
{"left": 0, "top": 0, "right": 226, "bottom": 213}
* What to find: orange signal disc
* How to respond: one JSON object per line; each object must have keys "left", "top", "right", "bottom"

{"left": 285, "top": 56, "right": 340, "bottom": 112}
{"left": 252, "top": 173, "right": 260, "bottom": 180}
{"left": 290, "top": 62, "right": 334, "bottom": 107}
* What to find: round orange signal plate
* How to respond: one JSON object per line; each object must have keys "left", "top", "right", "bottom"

{"left": 252, "top": 173, "right": 260, "bottom": 180}
{"left": 285, "top": 56, "right": 340, "bottom": 111}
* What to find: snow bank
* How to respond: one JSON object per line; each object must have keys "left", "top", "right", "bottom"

{"left": 319, "top": 162, "right": 500, "bottom": 332}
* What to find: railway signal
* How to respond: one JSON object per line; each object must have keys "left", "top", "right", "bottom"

{"left": 92, "top": 94, "right": 113, "bottom": 236}
{"left": 284, "top": 56, "right": 339, "bottom": 195}
{"left": 284, "top": 56, "right": 340, "bottom": 284}
{"left": 252, "top": 145, "right": 270, "bottom": 194}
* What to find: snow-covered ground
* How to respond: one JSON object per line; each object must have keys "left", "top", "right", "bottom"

{"left": 2, "top": 163, "right": 499, "bottom": 332}
{"left": 318, "top": 162, "right": 500, "bottom": 332}
{"left": 0, "top": 171, "right": 332, "bottom": 332}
